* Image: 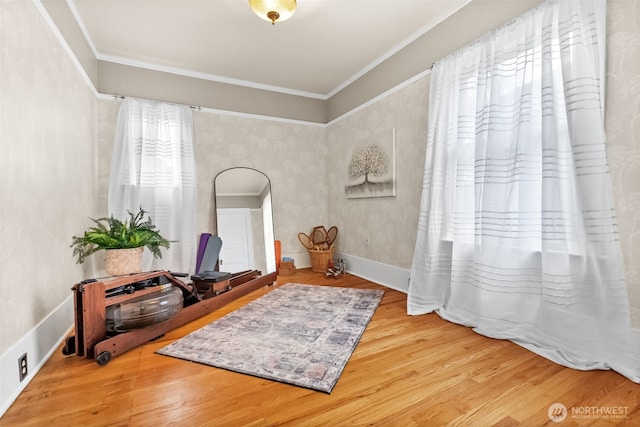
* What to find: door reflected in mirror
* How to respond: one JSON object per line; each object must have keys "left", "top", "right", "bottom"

{"left": 214, "top": 168, "right": 276, "bottom": 274}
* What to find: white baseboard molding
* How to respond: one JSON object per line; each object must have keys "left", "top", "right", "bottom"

{"left": 335, "top": 252, "right": 410, "bottom": 294}
{"left": 283, "top": 251, "right": 409, "bottom": 293}
{"left": 0, "top": 295, "right": 73, "bottom": 418}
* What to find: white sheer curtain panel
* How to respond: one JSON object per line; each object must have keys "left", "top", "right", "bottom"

{"left": 109, "top": 98, "right": 197, "bottom": 274}
{"left": 409, "top": 0, "right": 640, "bottom": 382}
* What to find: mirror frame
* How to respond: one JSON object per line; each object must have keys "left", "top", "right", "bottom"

{"left": 213, "top": 167, "right": 276, "bottom": 274}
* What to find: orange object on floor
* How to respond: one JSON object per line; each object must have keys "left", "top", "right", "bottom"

{"left": 275, "top": 240, "right": 282, "bottom": 272}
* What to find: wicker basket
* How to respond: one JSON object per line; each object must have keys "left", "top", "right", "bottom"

{"left": 308, "top": 245, "right": 335, "bottom": 273}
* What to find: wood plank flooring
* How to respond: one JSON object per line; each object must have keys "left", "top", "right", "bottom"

{"left": 1, "top": 269, "right": 638, "bottom": 426}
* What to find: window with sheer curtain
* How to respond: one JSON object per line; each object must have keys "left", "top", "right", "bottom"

{"left": 409, "top": 0, "right": 640, "bottom": 383}
{"left": 108, "top": 98, "right": 197, "bottom": 274}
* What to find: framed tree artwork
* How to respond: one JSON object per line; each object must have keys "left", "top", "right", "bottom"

{"left": 345, "top": 128, "right": 396, "bottom": 199}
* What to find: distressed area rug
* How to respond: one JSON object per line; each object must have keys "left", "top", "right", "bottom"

{"left": 157, "top": 283, "right": 384, "bottom": 393}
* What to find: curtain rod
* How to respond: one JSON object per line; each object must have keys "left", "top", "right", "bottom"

{"left": 111, "top": 95, "right": 201, "bottom": 111}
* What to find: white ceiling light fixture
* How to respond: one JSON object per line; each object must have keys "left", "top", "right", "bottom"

{"left": 249, "top": 0, "right": 297, "bottom": 25}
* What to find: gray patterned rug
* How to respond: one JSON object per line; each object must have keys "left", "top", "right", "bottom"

{"left": 157, "top": 283, "right": 384, "bottom": 393}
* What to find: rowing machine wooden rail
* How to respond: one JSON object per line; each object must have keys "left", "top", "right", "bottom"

{"left": 62, "top": 269, "right": 276, "bottom": 365}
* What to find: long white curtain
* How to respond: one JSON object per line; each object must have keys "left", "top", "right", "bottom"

{"left": 409, "top": 0, "right": 640, "bottom": 382}
{"left": 109, "top": 98, "right": 197, "bottom": 274}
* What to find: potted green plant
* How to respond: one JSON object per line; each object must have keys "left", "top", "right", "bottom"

{"left": 71, "top": 208, "right": 172, "bottom": 276}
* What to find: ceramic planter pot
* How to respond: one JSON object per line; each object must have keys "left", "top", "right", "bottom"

{"left": 105, "top": 247, "right": 144, "bottom": 276}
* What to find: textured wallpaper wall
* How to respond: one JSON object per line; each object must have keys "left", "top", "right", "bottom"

{"left": 327, "top": 79, "right": 429, "bottom": 270}
{"left": 0, "top": 1, "right": 97, "bottom": 354}
{"left": 97, "top": 102, "right": 328, "bottom": 269}
{"left": 606, "top": 0, "right": 640, "bottom": 322}
{"left": 193, "top": 113, "right": 328, "bottom": 266}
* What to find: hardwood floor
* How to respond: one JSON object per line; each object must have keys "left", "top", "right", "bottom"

{"left": 1, "top": 269, "right": 638, "bottom": 426}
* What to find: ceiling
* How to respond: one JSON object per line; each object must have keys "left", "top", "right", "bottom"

{"left": 70, "top": 0, "right": 469, "bottom": 99}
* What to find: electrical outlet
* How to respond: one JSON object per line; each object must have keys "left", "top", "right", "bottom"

{"left": 18, "top": 353, "right": 28, "bottom": 382}
{"left": 364, "top": 237, "right": 369, "bottom": 246}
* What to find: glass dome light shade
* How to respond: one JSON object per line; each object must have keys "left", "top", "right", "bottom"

{"left": 249, "top": 0, "right": 297, "bottom": 25}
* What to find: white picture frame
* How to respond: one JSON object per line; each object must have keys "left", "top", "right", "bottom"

{"left": 345, "top": 128, "right": 396, "bottom": 199}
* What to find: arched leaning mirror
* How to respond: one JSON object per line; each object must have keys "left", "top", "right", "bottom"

{"left": 214, "top": 168, "right": 276, "bottom": 275}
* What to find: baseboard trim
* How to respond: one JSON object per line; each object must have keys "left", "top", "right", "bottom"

{"left": 336, "top": 252, "right": 410, "bottom": 294}
{"left": 0, "top": 295, "right": 73, "bottom": 418}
